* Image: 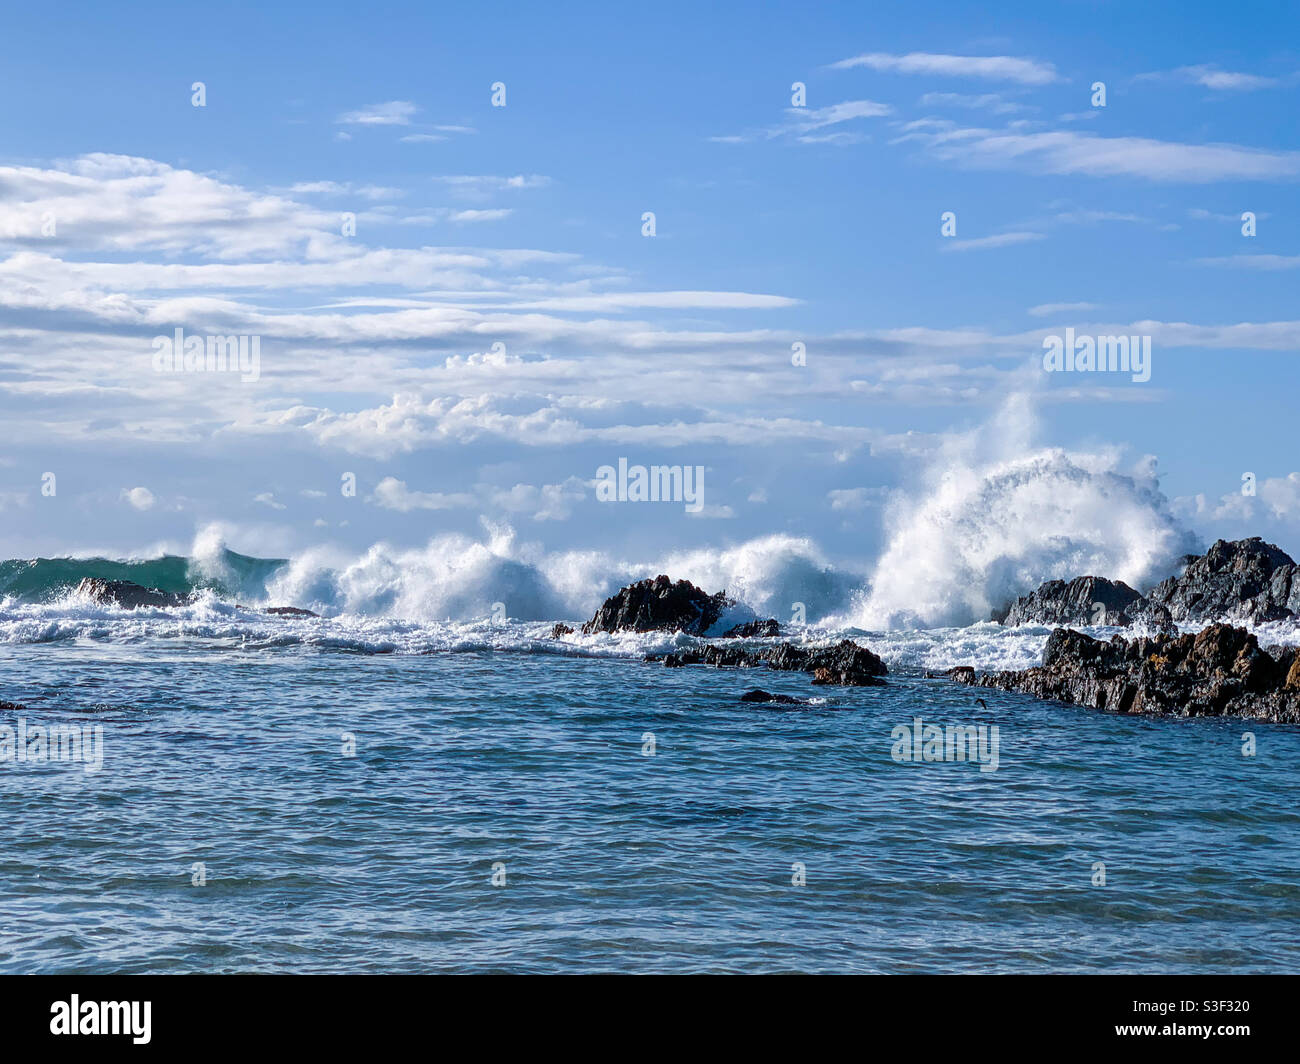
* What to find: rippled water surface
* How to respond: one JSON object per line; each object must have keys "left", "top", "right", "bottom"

{"left": 2, "top": 637, "right": 1298, "bottom": 973}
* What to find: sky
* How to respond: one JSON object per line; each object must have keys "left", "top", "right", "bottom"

{"left": 0, "top": 0, "right": 1298, "bottom": 584}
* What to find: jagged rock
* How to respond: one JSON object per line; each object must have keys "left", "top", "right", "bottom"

{"left": 721, "top": 618, "right": 780, "bottom": 638}
{"left": 1000, "top": 575, "right": 1172, "bottom": 628}
{"left": 1147, "top": 538, "right": 1298, "bottom": 623}
{"left": 74, "top": 578, "right": 190, "bottom": 609}
{"left": 950, "top": 623, "right": 1300, "bottom": 723}
{"left": 582, "top": 575, "right": 730, "bottom": 635}
{"left": 548, "top": 623, "right": 575, "bottom": 638}
{"left": 998, "top": 538, "right": 1299, "bottom": 629}
{"left": 265, "top": 606, "right": 319, "bottom": 618}
{"left": 654, "top": 638, "right": 887, "bottom": 687}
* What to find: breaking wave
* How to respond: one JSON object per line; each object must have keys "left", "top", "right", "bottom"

{"left": 848, "top": 395, "right": 1201, "bottom": 630}
{"left": 0, "top": 526, "right": 858, "bottom": 625}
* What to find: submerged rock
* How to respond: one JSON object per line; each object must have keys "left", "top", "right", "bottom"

{"left": 582, "top": 575, "right": 731, "bottom": 635}
{"left": 264, "top": 606, "right": 320, "bottom": 618}
{"left": 739, "top": 689, "right": 806, "bottom": 704}
{"left": 74, "top": 578, "right": 191, "bottom": 609}
{"left": 950, "top": 623, "right": 1300, "bottom": 723}
{"left": 548, "top": 623, "right": 575, "bottom": 639}
{"left": 655, "top": 638, "right": 887, "bottom": 687}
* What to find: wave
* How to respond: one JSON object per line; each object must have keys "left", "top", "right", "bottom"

{"left": 848, "top": 395, "right": 1201, "bottom": 630}
{"left": 0, "top": 527, "right": 857, "bottom": 625}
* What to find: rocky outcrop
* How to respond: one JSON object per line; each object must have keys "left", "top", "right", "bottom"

{"left": 721, "top": 618, "right": 780, "bottom": 638}
{"left": 951, "top": 623, "right": 1300, "bottom": 723}
{"left": 582, "top": 575, "right": 731, "bottom": 635}
{"left": 76, "top": 579, "right": 319, "bottom": 615}
{"left": 548, "top": 623, "right": 575, "bottom": 639}
{"left": 653, "top": 638, "right": 888, "bottom": 686}
{"left": 75, "top": 578, "right": 191, "bottom": 609}
{"left": 998, "top": 539, "right": 1298, "bottom": 629}
{"left": 1147, "top": 538, "right": 1299, "bottom": 623}
{"left": 998, "top": 575, "right": 1173, "bottom": 628}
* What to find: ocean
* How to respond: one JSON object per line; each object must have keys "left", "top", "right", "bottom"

{"left": 2, "top": 551, "right": 1299, "bottom": 974}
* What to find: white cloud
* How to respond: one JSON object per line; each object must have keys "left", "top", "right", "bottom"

{"left": 832, "top": 51, "right": 1058, "bottom": 85}
{"left": 1174, "top": 65, "right": 1283, "bottom": 91}
{"left": 122, "top": 486, "right": 155, "bottom": 510}
{"left": 337, "top": 100, "right": 419, "bottom": 126}
{"left": 895, "top": 125, "right": 1300, "bottom": 182}
{"left": 371, "top": 476, "right": 477, "bottom": 511}
{"left": 1195, "top": 254, "right": 1300, "bottom": 270}
{"left": 941, "top": 231, "right": 1045, "bottom": 252}
{"left": 828, "top": 487, "right": 885, "bottom": 511}
{"left": 918, "top": 92, "right": 1030, "bottom": 114}
{"left": 1028, "top": 302, "right": 1098, "bottom": 317}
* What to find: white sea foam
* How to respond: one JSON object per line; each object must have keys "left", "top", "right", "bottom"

{"left": 847, "top": 395, "right": 1199, "bottom": 630}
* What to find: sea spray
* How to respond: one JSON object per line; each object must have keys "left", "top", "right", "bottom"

{"left": 850, "top": 395, "right": 1199, "bottom": 630}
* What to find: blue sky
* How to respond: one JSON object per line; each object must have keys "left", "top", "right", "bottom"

{"left": 0, "top": 0, "right": 1297, "bottom": 606}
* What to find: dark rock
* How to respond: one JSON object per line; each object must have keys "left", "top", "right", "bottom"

{"left": 998, "top": 538, "right": 1300, "bottom": 629}
{"left": 721, "top": 618, "right": 781, "bottom": 638}
{"left": 582, "top": 575, "right": 730, "bottom": 635}
{"left": 265, "top": 606, "right": 320, "bottom": 618}
{"left": 656, "top": 638, "right": 887, "bottom": 687}
{"left": 950, "top": 623, "right": 1300, "bottom": 723}
{"left": 1147, "top": 538, "right": 1298, "bottom": 623}
{"left": 1000, "top": 575, "right": 1172, "bottom": 628}
{"left": 739, "top": 689, "right": 806, "bottom": 704}
{"left": 75, "top": 578, "right": 190, "bottom": 609}
{"left": 548, "top": 623, "right": 575, "bottom": 639}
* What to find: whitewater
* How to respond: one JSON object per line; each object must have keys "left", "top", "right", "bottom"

{"left": 3, "top": 423, "right": 1299, "bottom": 668}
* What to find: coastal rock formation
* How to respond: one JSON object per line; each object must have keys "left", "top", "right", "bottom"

{"left": 998, "top": 538, "right": 1296, "bottom": 629}
{"left": 1147, "top": 537, "right": 1298, "bottom": 623}
{"left": 74, "top": 578, "right": 191, "bottom": 609}
{"left": 721, "top": 618, "right": 781, "bottom": 638}
{"left": 265, "top": 606, "right": 320, "bottom": 618}
{"left": 950, "top": 623, "right": 1300, "bottom": 723}
{"left": 998, "top": 575, "right": 1173, "bottom": 628}
{"left": 548, "top": 623, "right": 575, "bottom": 638}
{"left": 654, "top": 638, "right": 888, "bottom": 687}
{"left": 582, "top": 575, "right": 731, "bottom": 635}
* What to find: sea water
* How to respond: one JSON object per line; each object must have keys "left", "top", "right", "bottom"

{"left": 1, "top": 593, "right": 1298, "bottom": 973}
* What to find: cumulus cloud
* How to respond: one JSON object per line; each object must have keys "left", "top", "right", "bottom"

{"left": 122, "top": 487, "right": 155, "bottom": 510}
